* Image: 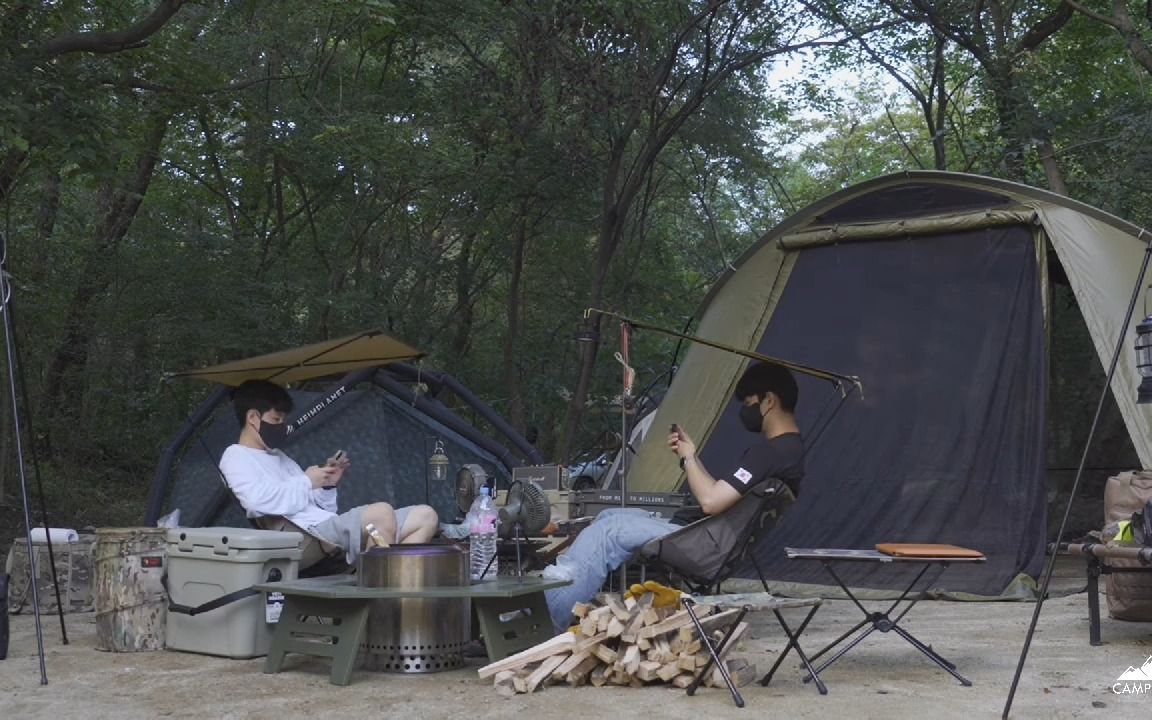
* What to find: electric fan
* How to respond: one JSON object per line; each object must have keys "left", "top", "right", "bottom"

{"left": 498, "top": 480, "right": 551, "bottom": 579}
{"left": 454, "top": 464, "right": 488, "bottom": 519}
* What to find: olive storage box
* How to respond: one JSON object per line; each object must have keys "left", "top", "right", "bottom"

{"left": 164, "top": 528, "right": 302, "bottom": 658}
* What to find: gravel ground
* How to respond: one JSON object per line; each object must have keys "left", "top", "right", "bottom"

{"left": 3, "top": 568, "right": 1152, "bottom": 720}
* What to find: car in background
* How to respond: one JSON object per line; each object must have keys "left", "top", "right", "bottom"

{"left": 566, "top": 451, "right": 613, "bottom": 491}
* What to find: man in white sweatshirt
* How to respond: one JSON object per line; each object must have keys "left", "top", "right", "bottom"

{"left": 219, "top": 379, "right": 438, "bottom": 564}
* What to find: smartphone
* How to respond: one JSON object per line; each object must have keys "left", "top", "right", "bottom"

{"left": 328, "top": 449, "right": 347, "bottom": 466}
{"left": 669, "top": 423, "right": 681, "bottom": 438}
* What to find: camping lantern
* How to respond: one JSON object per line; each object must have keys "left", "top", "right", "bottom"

{"left": 426, "top": 439, "right": 450, "bottom": 503}
{"left": 1137, "top": 315, "right": 1152, "bottom": 404}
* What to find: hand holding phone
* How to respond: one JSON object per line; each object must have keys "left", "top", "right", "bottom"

{"left": 327, "top": 449, "right": 348, "bottom": 467}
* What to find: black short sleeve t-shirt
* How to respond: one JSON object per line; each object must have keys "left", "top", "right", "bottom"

{"left": 671, "top": 432, "right": 804, "bottom": 526}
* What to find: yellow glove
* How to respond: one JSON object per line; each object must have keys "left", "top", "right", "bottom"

{"left": 624, "top": 580, "right": 682, "bottom": 608}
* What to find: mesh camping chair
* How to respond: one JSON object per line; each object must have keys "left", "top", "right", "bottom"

{"left": 636, "top": 479, "right": 827, "bottom": 705}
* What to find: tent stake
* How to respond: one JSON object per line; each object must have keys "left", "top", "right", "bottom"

{"left": 1003, "top": 240, "right": 1152, "bottom": 718}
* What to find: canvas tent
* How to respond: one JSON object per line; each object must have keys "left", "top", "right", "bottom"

{"left": 626, "top": 171, "right": 1151, "bottom": 596}
{"left": 146, "top": 331, "right": 540, "bottom": 528}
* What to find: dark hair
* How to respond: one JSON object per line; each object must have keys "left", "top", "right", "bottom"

{"left": 733, "top": 362, "right": 798, "bottom": 412}
{"left": 231, "top": 379, "right": 294, "bottom": 425}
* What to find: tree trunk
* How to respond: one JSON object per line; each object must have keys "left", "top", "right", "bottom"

{"left": 502, "top": 212, "right": 529, "bottom": 434}
{"left": 40, "top": 115, "right": 170, "bottom": 442}
{"left": 450, "top": 231, "right": 476, "bottom": 364}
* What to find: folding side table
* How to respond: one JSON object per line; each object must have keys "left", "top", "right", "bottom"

{"left": 783, "top": 546, "right": 986, "bottom": 687}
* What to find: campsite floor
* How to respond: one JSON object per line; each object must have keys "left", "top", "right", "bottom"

{"left": 3, "top": 562, "right": 1151, "bottom": 720}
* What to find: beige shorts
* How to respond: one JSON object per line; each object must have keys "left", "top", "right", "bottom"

{"left": 309, "top": 505, "right": 416, "bottom": 564}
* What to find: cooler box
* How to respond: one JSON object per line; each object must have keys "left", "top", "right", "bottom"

{"left": 165, "top": 528, "right": 302, "bottom": 658}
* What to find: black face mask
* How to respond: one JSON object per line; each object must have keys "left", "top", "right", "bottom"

{"left": 258, "top": 420, "right": 289, "bottom": 450}
{"left": 738, "top": 402, "right": 766, "bottom": 434}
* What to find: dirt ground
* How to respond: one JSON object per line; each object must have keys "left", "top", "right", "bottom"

{"left": 3, "top": 563, "right": 1152, "bottom": 720}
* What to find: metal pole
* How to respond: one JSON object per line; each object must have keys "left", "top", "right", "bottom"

{"left": 0, "top": 233, "right": 48, "bottom": 684}
{"left": 618, "top": 320, "right": 630, "bottom": 593}
{"left": 1003, "top": 240, "right": 1152, "bottom": 718}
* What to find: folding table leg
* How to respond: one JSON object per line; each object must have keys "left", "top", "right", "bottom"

{"left": 759, "top": 605, "right": 827, "bottom": 695}
{"left": 889, "top": 623, "right": 971, "bottom": 686}
{"left": 682, "top": 599, "right": 746, "bottom": 708}
{"left": 1087, "top": 558, "right": 1102, "bottom": 646}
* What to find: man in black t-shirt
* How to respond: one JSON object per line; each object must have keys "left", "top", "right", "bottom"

{"left": 543, "top": 361, "right": 804, "bottom": 631}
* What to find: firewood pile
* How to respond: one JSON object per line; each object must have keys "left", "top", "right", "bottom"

{"left": 477, "top": 591, "right": 755, "bottom": 695}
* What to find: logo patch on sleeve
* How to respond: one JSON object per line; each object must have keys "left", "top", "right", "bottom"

{"left": 733, "top": 468, "right": 753, "bottom": 485}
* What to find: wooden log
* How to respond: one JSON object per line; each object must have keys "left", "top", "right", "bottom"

{"left": 478, "top": 632, "right": 575, "bottom": 679}
{"left": 513, "top": 665, "right": 535, "bottom": 693}
{"left": 638, "top": 607, "right": 713, "bottom": 640}
{"left": 637, "top": 635, "right": 651, "bottom": 651}
{"left": 624, "top": 595, "right": 637, "bottom": 611}
{"left": 677, "top": 652, "right": 698, "bottom": 673}
{"left": 493, "top": 670, "right": 517, "bottom": 697}
{"left": 566, "top": 654, "right": 601, "bottom": 685}
{"left": 680, "top": 638, "right": 702, "bottom": 656}
{"left": 636, "top": 592, "right": 655, "bottom": 610}
{"left": 592, "top": 643, "right": 619, "bottom": 665}
{"left": 620, "top": 611, "right": 647, "bottom": 643}
{"left": 675, "top": 608, "right": 741, "bottom": 643}
{"left": 590, "top": 665, "right": 611, "bottom": 687}
{"left": 652, "top": 637, "right": 674, "bottom": 664}
{"left": 657, "top": 661, "right": 682, "bottom": 682}
{"left": 579, "top": 615, "right": 599, "bottom": 637}
{"left": 606, "top": 616, "right": 626, "bottom": 638}
{"left": 596, "top": 610, "right": 612, "bottom": 633}
{"left": 708, "top": 658, "right": 755, "bottom": 689}
{"left": 601, "top": 594, "right": 633, "bottom": 622}
{"left": 526, "top": 654, "right": 568, "bottom": 693}
{"left": 671, "top": 672, "right": 696, "bottom": 689}
{"left": 553, "top": 650, "right": 592, "bottom": 680}
{"left": 635, "top": 660, "right": 663, "bottom": 682}
{"left": 622, "top": 644, "right": 642, "bottom": 675}
{"left": 572, "top": 602, "right": 594, "bottom": 618}
{"left": 572, "top": 631, "right": 610, "bottom": 653}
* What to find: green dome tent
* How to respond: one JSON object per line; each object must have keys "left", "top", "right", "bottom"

{"left": 627, "top": 171, "right": 1152, "bottom": 596}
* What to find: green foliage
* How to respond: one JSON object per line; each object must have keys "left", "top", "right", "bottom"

{"left": 1, "top": 0, "right": 1151, "bottom": 529}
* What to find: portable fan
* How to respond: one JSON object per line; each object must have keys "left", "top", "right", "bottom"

{"left": 498, "top": 479, "right": 551, "bottom": 579}
{"left": 498, "top": 480, "right": 551, "bottom": 538}
{"left": 455, "top": 464, "right": 489, "bottom": 517}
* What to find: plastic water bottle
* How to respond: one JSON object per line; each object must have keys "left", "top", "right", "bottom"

{"left": 469, "top": 487, "right": 498, "bottom": 581}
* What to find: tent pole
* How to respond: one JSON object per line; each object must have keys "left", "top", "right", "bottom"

{"left": 0, "top": 232, "right": 48, "bottom": 684}
{"left": 1003, "top": 240, "right": 1152, "bottom": 718}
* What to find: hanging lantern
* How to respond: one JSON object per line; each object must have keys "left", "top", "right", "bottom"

{"left": 428, "top": 439, "right": 450, "bottom": 484}
{"left": 1137, "top": 315, "right": 1152, "bottom": 404}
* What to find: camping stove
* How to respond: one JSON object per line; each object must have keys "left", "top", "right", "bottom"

{"left": 357, "top": 544, "right": 469, "bottom": 673}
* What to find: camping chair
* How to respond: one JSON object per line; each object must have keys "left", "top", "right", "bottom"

{"left": 635, "top": 479, "right": 826, "bottom": 705}
{"left": 250, "top": 515, "right": 353, "bottom": 579}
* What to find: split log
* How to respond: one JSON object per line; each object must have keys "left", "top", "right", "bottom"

{"left": 572, "top": 602, "right": 594, "bottom": 618}
{"left": 591, "top": 643, "right": 619, "bottom": 665}
{"left": 494, "top": 670, "right": 517, "bottom": 698}
{"left": 635, "top": 661, "right": 663, "bottom": 682}
{"left": 478, "top": 632, "right": 574, "bottom": 678}
{"left": 622, "top": 644, "right": 642, "bottom": 675}
{"left": 566, "top": 654, "right": 601, "bottom": 685}
{"left": 590, "top": 665, "right": 611, "bottom": 687}
{"left": 657, "top": 661, "right": 683, "bottom": 682}
{"left": 526, "top": 654, "right": 568, "bottom": 693}
{"left": 606, "top": 616, "right": 626, "bottom": 638}
{"left": 638, "top": 607, "right": 713, "bottom": 640}
{"left": 675, "top": 608, "right": 741, "bottom": 643}
{"left": 552, "top": 651, "right": 592, "bottom": 680}
{"left": 671, "top": 672, "right": 696, "bottom": 689}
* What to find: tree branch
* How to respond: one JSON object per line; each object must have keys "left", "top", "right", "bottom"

{"left": 1016, "top": 2, "right": 1074, "bottom": 53}
{"left": 38, "top": 0, "right": 186, "bottom": 57}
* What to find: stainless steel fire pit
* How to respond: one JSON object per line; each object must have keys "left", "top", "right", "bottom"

{"left": 357, "top": 544, "right": 469, "bottom": 673}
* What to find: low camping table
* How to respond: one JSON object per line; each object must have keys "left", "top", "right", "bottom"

{"left": 784, "top": 547, "right": 986, "bottom": 687}
{"left": 253, "top": 575, "right": 570, "bottom": 685}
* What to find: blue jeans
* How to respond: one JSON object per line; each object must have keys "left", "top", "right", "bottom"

{"left": 544, "top": 508, "right": 676, "bottom": 631}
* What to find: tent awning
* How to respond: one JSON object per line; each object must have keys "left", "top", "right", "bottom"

{"left": 166, "top": 329, "right": 425, "bottom": 386}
